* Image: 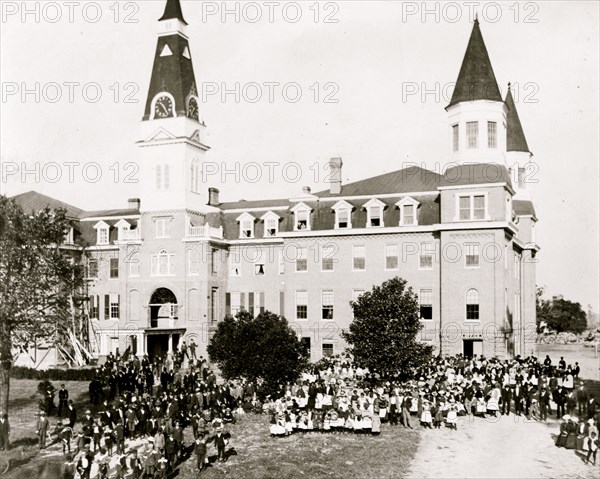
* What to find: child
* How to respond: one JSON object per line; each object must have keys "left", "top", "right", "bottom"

{"left": 434, "top": 402, "right": 444, "bottom": 429}
{"left": 194, "top": 437, "right": 208, "bottom": 473}
{"left": 103, "top": 424, "right": 114, "bottom": 455}
{"left": 96, "top": 447, "right": 110, "bottom": 479}
{"left": 62, "top": 453, "right": 75, "bottom": 479}
{"left": 92, "top": 418, "right": 102, "bottom": 452}
{"left": 60, "top": 422, "right": 73, "bottom": 454}
{"left": 586, "top": 431, "right": 598, "bottom": 465}
{"left": 157, "top": 453, "right": 169, "bottom": 478}
{"left": 115, "top": 453, "right": 128, "bottom": 479}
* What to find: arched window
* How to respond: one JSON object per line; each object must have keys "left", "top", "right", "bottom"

{"left": 466, "top": 289, "right": 479, "bottom": 321}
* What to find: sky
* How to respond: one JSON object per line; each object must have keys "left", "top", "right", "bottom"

{"left": 1, "top": 0, "right": 599, "bottom": 311}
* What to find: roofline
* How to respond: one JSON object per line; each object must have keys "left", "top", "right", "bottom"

{"left": 437, "top": 182, "right": 515, "bottom": 195}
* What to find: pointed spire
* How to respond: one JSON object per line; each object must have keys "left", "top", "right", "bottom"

{"left": 505, "top": 85, "right": 530, "bottom": 153}
{"left": 447, "top": 19, "right": 502, "bottom": 109}
{"left": 159, "top": 0, "right": 188, "bottom": 25}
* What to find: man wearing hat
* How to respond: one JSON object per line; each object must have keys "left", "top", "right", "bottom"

{"left": 35, "top": 410, "right": 50, "bottom": 449}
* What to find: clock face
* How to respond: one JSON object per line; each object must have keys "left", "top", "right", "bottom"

{"left": 154, "top": 95, "right": 173, "bottom": 118}
{"left": 187, "top": 97, "right": 199, "bottom": 121}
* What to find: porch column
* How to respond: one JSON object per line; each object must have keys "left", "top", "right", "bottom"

{"left": 136, "top": 332, "right": 144, "bottom": 357}
{"left": 168, "top": 334, "right": 173, "bottom": 355}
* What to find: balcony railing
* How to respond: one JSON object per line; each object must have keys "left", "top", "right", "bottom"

{"left": 187, "top": 224, "right": 224, "bottom": 239}
{"left": 120, "top": 229, "right": 141, "bottom": 241}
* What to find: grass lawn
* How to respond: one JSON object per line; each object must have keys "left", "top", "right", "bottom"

{"left": 1, "top": 379, "right": 420, "bottom": 479}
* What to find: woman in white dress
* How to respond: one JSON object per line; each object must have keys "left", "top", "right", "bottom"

{"left": 420, "top": 400, "right": 433, "bottom": 428}
{"left": 486, "top": 384, "right": 501, "bottom": 417}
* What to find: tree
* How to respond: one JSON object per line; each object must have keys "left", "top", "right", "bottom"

{"left": 536, "top": 287, "right": 551, "bottom": 333}
{"left": 537, "top": 287, "right": 588, "bottom": 334}
{"left": 342, "top": 277, "right": 432, "bottom": 378}
{"left": 207, "top": 310, "right": 309, "bottom": 395}
{"left": 0, "top": 196, "right": 84, "bottom": 416}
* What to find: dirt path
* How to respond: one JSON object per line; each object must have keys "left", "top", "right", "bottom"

{"left": 408, "top": 414, "right": 599, "bottom": 479}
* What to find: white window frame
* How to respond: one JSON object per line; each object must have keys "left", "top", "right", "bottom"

{"left": 419, "top": 289, "right": 433, "bottom": 321}
{"left": 261, "top": 211, "right": 280, "bottom": 237}
{"left": 419, "top": 243, "right": 435, "bottom": 270}
{"left": 455, "top": 193, "right": 489, "bottom": 221}
{"left": 321, "top": 243, "right": 335, "bottom": 272}
{"left": 452, "top": 123, "right": 459, "bottom": 152}
{"left": 465, "top": 243, "right": 480, "bottom": 268}
{"left": 151, "top": 249, "right": 175, "bottom": 276}
{"left": 295, "top": 246, "right": 308, "bottom": 272}
{"left": 385, "top": 244, "right": 399, "bottom": 270}
{"left": 466, "top": 121, "right": 479, "bottom": 149}
{"left": 236, "top": 212, "right": 255, "bottom": 239}
{"left": 466, "top": 288, "right": 480, "bottom": 322}
{"left": 109, "top": 257, "right": 119, "bottom": 279}
{"left": 188, "top": 249, "right": 200, "bottom": 276}
{"left": 114, "top": 219, "right": 131, "bottom": 242}
{"left": 156, "top": 163, "right": 171, "bottom": 190}
{"left": 487, "top": 121, "right": 497, "bottom": 149}
{"left": 396, "top": 197, "right": 419, "bottom": 226}
{"left": 229, "top": 250, "right": 241, "bottom": 277}
{"left": 109, "top": 294, "right": 120, "bottom": 320}
{"left": 253, "top": 249, "right": 265, "bottom": 276}
{"left": 278, "top": 249, "right": 285, "bottom": 275}
{"left": 321, "top": 290, "right": 334, "bottom": 320}
{"left": 291, "top": 202, "right": 312, "bottom": 231}
{"left": 322, "top": 341, "right": 335, "bottom": 358}
{"left": 363, "top": 198, "right": 386, "bottom": 228}
{"left": 155, "top": 217, "right": 171, "bottom": 238}
{"left": 331, "top": 200, "right": 353, "bottom": 229}
{"left": 295, "top": 290, "right": 308, "bottom": 320}
{"left": 352, "top": 245, "right": 366, "bottom": 271}
{"left": 93, "top": 220, "right": 110, "bottom": 245}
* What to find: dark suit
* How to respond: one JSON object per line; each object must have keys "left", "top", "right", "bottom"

{"left": 513, "top": 386, "right": 523, "bottom": 416}
{"left": 68, "top": 406, "right": 77, "bottom": 428}
{"left": 58, "top": 388, "right": 69, "bottom": 417}
{"left": 501, "top": 386, "right": 512, "bottom": 415}
{"left": 0, "top": 417, "right": 9, "bottom": 450}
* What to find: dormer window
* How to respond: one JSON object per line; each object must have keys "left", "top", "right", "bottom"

{"left": 363, "top": 199, "right": 386, "bottom": 228}
{"left": 261, "top": 211, "right": 280, "bottom": 237}
{"left": 115, "top": 219, "right": 131, "bottom": 241}
{"left": 332, "top": 200, "right": 353, "bottom": 229}
{"left": 457, "top": 194, "right": 487, "bottom": 221}
{"left": 396, "top": 197, "right": 420, "bottom": 226}
{"left": 291, "top": 203, "right": 312, "bottom": 231}
{"left": 236, "top": 213, "right": 255, "bottom": 238}
{"left": 64, "top": 227, "right": 74, "bottom": 244}
{"left": 93, "top": 221, "right": 110, "bottom": 245}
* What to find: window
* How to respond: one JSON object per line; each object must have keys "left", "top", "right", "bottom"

{"left": 278, "top": 250, "right": 285, "bottom": 275}
{"left": 88, "top": 259, "right": 98, "bottom": 278}
{"left": 420, "top": 289, "right": 433, "bottom": 320}
{"left": 420, "top": 252, "right": 433, "bottom": 269}
{"left": 364, "top": 198, "right": 385, "bottom": 228}
{"left": 517, "top": 167, "right": 525, "bottom": 188}
{"left": 322, "top": 244, "right": 335, "bottom": 271}
{"left": 236, "top": 213, "right": 256, "bottom": 238}
{"left": 129, "top": 253, "right": 140, "bottom": 277}
{"left": 253, "top": 250, "right": 265, "bottom": 276}
{"left": 385, "top": 244, "right": 398, "bottom": 270}
{"left": 322, "top": 343, "right": 334, "bottom": 357}
{"left": 458, "top": 194, "right": 486, "bottom": 221}
{"left": 109, "top": 258, "right": 119, "bottom": 279}
{"left": 188, "top": 250, "right": 200, "bottom": 275}
{"left": 156, "top": 164, "right": 170, "bottom": 190}
{"left": 466, "top": 121, "right": 478, "bottom": 148}
{"left": 332, "top": 201, "right": 353, "bottom": 229}
{"left": 97, "top": 227, "right": 109, "bottom": 245}
{"left": 353, "top": 245, "right": 365, "bottom": 271}
{"left": 104, "top": 294, "right": 119, "bottom": 320}
{"left": 296, "top": 291, "right": 308, "bottom": 320}
{"left": 64, "top": 227, "right": 74, "bottom": 244}
{"left": 155, "top": 218, "right": 171, "bottom": 238}
{"left": 229, "top": 250, "right": 241, "bottom": 277}
{"left": 89, "top": 295, "right": 99, "bottom": 319}
{"left": 230, "top": 292, "right": 242, "bottom": 317}
{"left": 402, "top": 205, "right": 415, "bottom": 225}
{"left": 466, "top": 289, "right": 479, "bottom": 321}
{"left": 296, "top": 246, "right": 307, "bottom": 272}
{"left": 487, "top": 121, "right": 497, "bottom": 148}
{"left": 151, "top": 250, "right": 175, "bottom": 276}
{"left": 211, "top": 288, "right": 218, "bottom": 323}
{"left": 452, "top": 124, "right": 459, "bottom": 151}
{"left": 465, "top": 244, "right": 480, "bottom": 267}
{"left": 322, "top": 291, "right": 334, "bottom": 320}
{"left": 190, "top": 159, "right": 201, "bottom": 193}
{"left": 211, "top": 248, "right": 218, "bottom": 275}
{"left": 264, "top": 218, "right": 278, "bottom": 237}
{"left": 295, "top": 209, "right": 309, "bottom": 230}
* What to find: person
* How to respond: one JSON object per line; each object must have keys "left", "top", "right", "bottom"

{"left": 214, "top": 426, "right": 229, "bottom": 462}
{"left": 60, "top": 420, "right": 72, "bottom": 454}
{"left": 539, "top": 387, "right": 550, "bottom": 421}
{"left": 189, "top": 339, "right": 197, "bottom": 360}
{"left": 194, "top": 437, "right": 208, "bottom": 473}
{"left": 558, "top": 357, "right": 566, "bottom": 370}
{"left": 401, "top": 394, "right": 413, "bottom": 429}
{"left": 67, "top": 400, "right": 77, "bottom": 428}
{"left": 96, "top": 447, "right": 110, "bottom": 479}
{"left": 35, "top": 410, "right": 50, "bottom": 449}
{"left": 157, "top": 454, "right": 169, "bottom": 479}
{"left": 62, "top": 453, "right": 76, "bottom": 479}
{"left": 501, "top": 384, "right": 512, "bottom": 416}
{"left": 144, "top": 444, "right": 159, "bottom": 478}
{"left": 0, "top": 413, "right": 9, "bottom": 451}
{"left": 58, "top": 384, "right": 69, "bottom": 417}
{"left": 586, "top": 431, "right": 598, "bottom": 465}
{"left": 129, "top": 449, "right": 143, "bottom": 479}
{"left": 115, "top": 420, "right": 125, "bottom": 454}
{"left": 577, "top": 383, "right": 588, "bottom": 417}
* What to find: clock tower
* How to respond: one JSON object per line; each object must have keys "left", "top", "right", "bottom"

{"left": 137, "top": 0, "right": 210, "bottom": 213}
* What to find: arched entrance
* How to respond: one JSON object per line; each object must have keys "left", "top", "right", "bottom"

{"left": 146, "top": 288, "right": 184, "bottom": 361}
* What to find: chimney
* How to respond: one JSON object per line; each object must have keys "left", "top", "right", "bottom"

{"left": 128, "top": 198, "right": 141, "bottom": 210}
{"left": 302, "top": 186, "right": 311, "bottom": 195}
{"left": 208, "top": 187, "right": 220, "bottom": 206}
{"left": 329, "top": 157, "right": 343, "bottom": 195}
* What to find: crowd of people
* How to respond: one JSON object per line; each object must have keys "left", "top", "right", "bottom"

{"left": 12, "top": 346, "right": 600, "bottom": 477}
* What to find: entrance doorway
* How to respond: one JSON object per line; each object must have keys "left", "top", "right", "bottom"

{"left": 463, "top": 339, "right": 483, "bottom": 357}
{"left": 146, "top": 333, "right": 181, "bottom": 361}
